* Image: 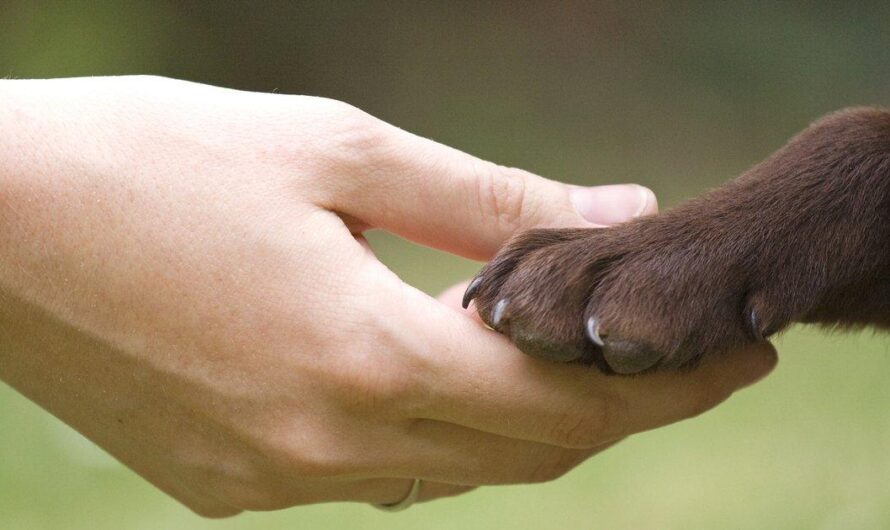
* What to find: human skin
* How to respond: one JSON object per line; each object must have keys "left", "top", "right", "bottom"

{"left": 0, "top": 76, "right": 776, "bottom": 517}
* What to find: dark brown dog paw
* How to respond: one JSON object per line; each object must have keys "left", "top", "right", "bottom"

{"left": 462, "top": 210, "right": 797, "bottom": 374}
{"left": 462, "top": 221, "right": 763, "bottom": 373}
{"left": 465, "top": 107, "right": 890, "bottom": 373}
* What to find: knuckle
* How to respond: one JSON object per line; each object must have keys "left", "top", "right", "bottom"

{"left": 474, "top": 163, "right": 530, "bottom": 235}
{"left": 202, "top": 459, "right": 293, "bottom": 510}
{"left": 328, "top": 315, "right": 427, "bottom": 415}
{"left": 319, "top": 100, "right": 387, "bottom": 159}
{"left": 265, "top": 432, "right": 352, "bottom": 479}
{"left": 327, "top": 355, "right": 420, "bottom": 414}
{"left": 273, "top": 97, "right": 387, "bottom": 177}
{"left": 236, "top": 421, "right": 353, "bottom": 483}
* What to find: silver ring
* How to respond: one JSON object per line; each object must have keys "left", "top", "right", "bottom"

{"left": 374, "top": 479, "right": 422, "bottom": 512}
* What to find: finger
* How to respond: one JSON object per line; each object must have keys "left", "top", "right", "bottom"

{"left": 354, "top": 479, "right": 474, "bottom": 505}
{"left": 151, "top": 461, "right": 472, "bottom": 511}
{"left": 375, "top": 479, "right": 476, "bottom": 505}
{"left": 233, "top": 476, "right": 474, "bottom": 509}
{"left": 230, "top": 420, "right": 616, "bottom": 509}
{"left": 375, "top": 419, "right": 604, "bottom": 485}
{"left": 317, "top": 116, "right": 656, "bottom": 260}
{"left": 271, "top": 420, "right": 600, "bottom": 488}
{"left": 427, "top": 336, "right": 777, "bottom": 449}
{"left": 386, "top": 285, "right": 776, "bottom": 449}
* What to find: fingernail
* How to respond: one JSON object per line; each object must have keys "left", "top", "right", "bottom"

{"left": 570, "top": 184, "right": 656, "bottom": 225}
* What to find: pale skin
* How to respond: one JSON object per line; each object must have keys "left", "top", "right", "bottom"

{"left": 0, "top": 76, "right": 776, "bottom": 517}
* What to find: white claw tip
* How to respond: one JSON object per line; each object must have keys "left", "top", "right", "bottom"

{"left": 492, "top": 299, "right": 508, "bottom": 327}
{"left": 586, "top": 317, "right": 605, "bottom": 347}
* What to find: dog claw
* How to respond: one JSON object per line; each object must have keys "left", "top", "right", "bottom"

{"left": 749, "top": 308, "right": 764, "bottom": 340}
{"left": 462, "top": 277, "right": 483, "bottom": 309}
{"left": 491, "top": 299, "right": 508, "bottom": 327}
{"left": 585, "top": 317, "right": 605, "bottom": 347}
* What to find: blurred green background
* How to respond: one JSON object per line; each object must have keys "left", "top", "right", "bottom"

{"left": 2, "top": 1, "right": 890, "bottom": 528}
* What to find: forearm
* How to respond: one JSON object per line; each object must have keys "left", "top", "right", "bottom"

{"left": 0, "top": 80, "right": 141, "bottom": 445}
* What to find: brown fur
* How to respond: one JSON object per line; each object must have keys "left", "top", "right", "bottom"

{"left": 465, "top": 107, "right": 890, "bottom": 373}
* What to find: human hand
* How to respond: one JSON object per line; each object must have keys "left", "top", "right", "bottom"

{"left": 0, "top": 76, "right": 776, "bottom": 517}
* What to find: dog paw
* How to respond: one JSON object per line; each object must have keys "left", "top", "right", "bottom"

{"left": 463, "top": 219, "right": 779, "bottom": 374}
{"left": 465, "top": 108, "right": 890, "bottom": 373}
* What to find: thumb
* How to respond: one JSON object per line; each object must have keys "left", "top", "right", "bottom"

{"left": 322, "top": 117, "right": 657, "bottom": 260}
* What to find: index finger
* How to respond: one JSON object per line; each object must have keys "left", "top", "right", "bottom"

{"left": 397, "top": 283, "right": 776, "bottom": 449}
